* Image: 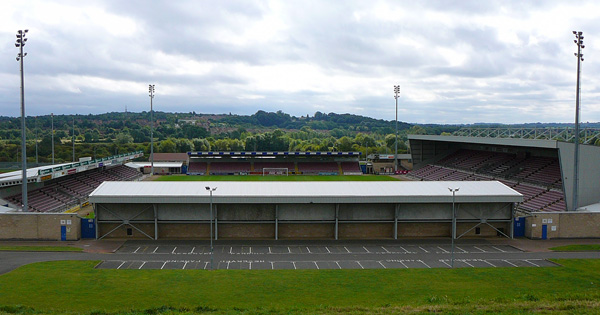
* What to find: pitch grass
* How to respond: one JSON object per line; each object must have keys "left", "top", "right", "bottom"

{"left": 155, "top": 174, "right": 400, "bottom": 181}
{"left": 0, "top": 260, "right": 599, "bottom": 314}
{"left": 0, "top": 246, "right": 82, "bottom": 252}
{"left": 550, "top": 244, "right": 600, "bottom": 251}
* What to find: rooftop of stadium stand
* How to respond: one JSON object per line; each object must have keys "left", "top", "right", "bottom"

{"left": 89, "top": 180, "right": 523, "bottom": 204}
{"left": 188, "top": 151, "right": 361, "bottom": 156}
{"left": 408, "top": 134, "right": 562, "bottom": 149}
{"left": 126, "top": 162, "right": 183, "bottom": 168}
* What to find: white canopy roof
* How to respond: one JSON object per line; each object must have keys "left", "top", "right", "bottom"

{"left": 90, "top": 181, "right": 523, "bottom": 204}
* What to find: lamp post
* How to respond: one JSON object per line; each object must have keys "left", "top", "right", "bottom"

{"left": 16, "top": 29, "right": 28, "bottom": 212}
{"left": 149, "top": 85, "right": 155, "bottom": 175}
{"left": 448, "top": 187, "right": 459, "bottom": 268}
{"left": 394, "top": 85, "right": 400, "bottom": 172}
{"left": 206, "top": 186, "right": 217, "bottom": 270}
{"left": 572, "top": 31, "right": 585, "bottom": 211}
{"left": 35, "top": 116, "right": 38, "bottom": 164}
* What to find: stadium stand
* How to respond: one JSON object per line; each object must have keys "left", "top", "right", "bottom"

{"left": 340, "top": 161, "right": 362, "bottom": 175}
{"left": 187, "top": 162, "right": 207, "bottom": 175}
{"left": 408, "top": 149, "right": 567, "bottom": 212}
{"left": 6, "top": 165, "right": 141, "bottom": 212}
{"left": 297, "top": 162, "right": 339, "bottom": 174}
{"left": 253, "top": 162, "right": 295, "bottom": 173}
{"left": 210, "top": 162, "right": 251, "bottom": 174}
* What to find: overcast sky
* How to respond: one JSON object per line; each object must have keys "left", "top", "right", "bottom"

{"left": 1, "top": 1, "right": 599, "bottom": 124}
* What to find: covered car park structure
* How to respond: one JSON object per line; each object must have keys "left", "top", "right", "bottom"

{"left": 89, "top": 181, "right": 522, "bottom": 240}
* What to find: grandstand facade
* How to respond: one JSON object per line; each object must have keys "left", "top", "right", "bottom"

{"left": 187, "top": 151, "right": 362, "bottom": 175}
{"left": 407, "top": 135, "right": 600, "bottom": 212}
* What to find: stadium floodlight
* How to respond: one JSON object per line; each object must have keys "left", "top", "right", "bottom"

{"left": 448, "top": 187, "right": 459, "bottom": 268}
{"left": 206, "top": 186, "right": 217, "bottom": 270}
{"left": 51, "top": 113, "right": 55, "bottom": 164}
{"left": 572, "top": 31, "right": 585, "bottom": 211}
{"left": 149, "top": 85, "right": 155, "bottom": 175}
{"left": 16, "top": 29, "right": 28, "bottom": 212}
{"left": 394, "top": 85, "right": 400, "bottom": 172}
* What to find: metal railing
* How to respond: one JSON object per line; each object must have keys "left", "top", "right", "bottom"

{"left": 452, "top": 127, "right": 600, "bottom": 145}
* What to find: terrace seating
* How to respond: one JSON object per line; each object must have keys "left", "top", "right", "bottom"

{"left": 188, "top": 162, "right": 207, "bottom": 174}
{"left": 340, "top": 162, "right": 362, "bottom": 175}
{"left": 210, "top": 162, "right": 251, "bottom": 174}
{"left": 297, "top": 162, "right": 339, "bottom": 174}
{"left": 6, "top": 164, "right": 141, "bottom": 212}
{"left": 253, "top": 162, "right": 295, "bottom": 173}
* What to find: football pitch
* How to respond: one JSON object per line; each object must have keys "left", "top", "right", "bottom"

{"left": 154, "top": 174, "right": 401, "bottom": 181}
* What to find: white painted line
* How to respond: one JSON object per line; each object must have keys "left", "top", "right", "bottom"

{"left": 418, "top": 246, "right": 429, "bottom": 253}
{"left": 378, "top": 261, "right": 387, "bottom": 269}
{"left": 204, "top": 261, "right": 209, "bottom": 270}
{"left": 249, "top": 261, "right": 252, "bottom": 270}
{"left": 491, "top": 246, "right": 507, "bottom": 253}
{"left": 227, "top": 261, "right": 231, "bottom": 269}
{"left": 287, "top": 246, "right": 291, "bottom": 254}
{"left": 419, "top": 260, "right": 431, "bottom": 268}
{"left": 133, "top": 247, "right": 140, "bottom": 253}
{"left": 160, "top": 261, "right": 167, "bottom": 270}
{"left": 483, "top": 260, "right": 496, "bottom": 267}
{"left": 344, "top": 246, "right": 350, "bottom": 253}
{"left": 440, "top": 260, "right": 451, "bottom": 268}
{"left": 455, "top": 246, "right": 467, "bottom": 253}
{"left": 249, "top": 247, "right": 252, "bottom": 254}
{"left": 139, "top": 261, "right": 146, "bottom": 269}
{"left": 270, "top": 261, "right": 274, "bottom": 270}
{"left": 363, "top": 246, "right": 371, "bottom": 253}
{"left": 335, "top": 261, "right": 341, "bottom": 269}
{"left": 152, "top": 246, "right": 159, "bottom": 253}
{"left": 473, "top": 246, "right": 486, "bottom": 253}
{"left": 117, "top": 261, "right": 126, "bottom": 269}
{"left": 172, "top": 247, "right": 177, "bottom": 254}
{"left": 462, "top": 260, "right": 475, "bottom": 267}
{"left": 229, "top": 247, "right": 233, "bottom": 254}
{"left": 325, "top": 246, "right": 331, "bottom": 253}
{"left": 315, "top": 261, "right": 320, "bottom": 270}
{"left": 190, "top": 246, "right": 195, "bottom": 254}
{"left": 398, "top": 260, "right": 408, "bottom": 268}
{"left": 357, "top": 261, "right": 365, "bottom": 269}
{"left": 306, "top": 246, "right": 311, "bottom": 254}
{"left": 268, "top": 246, "right": 272, "bottom": 254}
{"left": 437, "top": 246, "right": 449, "bottom": 253}
{"left": 503, "top": 260, "right": 518, "bottom": 267}
{"left": 292, "top": 261, "right": 297, "bottom": 270}
{"left": 381, "top": 246, "right": 391, "bottom": 253}
{"left": 525, "top": 260, "right": 540, "bottom": 267}
{"left": 183, "top": 261, "right": 188, "bottom": 269}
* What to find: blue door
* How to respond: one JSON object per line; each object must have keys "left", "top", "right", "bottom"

{"left": 60, "top": 226, "right": 67, "bottom": 241}
{"left": 541, "top": 225, "right": 548, "bottom": 240}
{"left": 81, "top": 219, "right": 96, "bottom": 239}
{"left": 513, "top": 217, "right": 525, "bottom": 237}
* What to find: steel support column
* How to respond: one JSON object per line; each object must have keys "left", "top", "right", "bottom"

{"left": 335, "top": 204, "right": 339, "bottom": 240}
{"left": 275, "top": 204, "right": 279, "bottom": 240}
{"left": 394, "top": 204, "right": 399, "bottom": 239}
{"left": 94, "top": 203, "right": 98, "bottom": 239}
{"left": 153, "top": 204, "right": 158, "bottom": 240}
{"left": 214, "top": 205, "right": 218, "bottom": 240}
{"left": 510, "top": 203, "right": 514, "bottom": 239}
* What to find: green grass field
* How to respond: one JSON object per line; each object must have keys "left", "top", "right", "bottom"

{"left": 0, "top": 246, "right": 82, "bottom": 252}
{"left": 155, "top": 174, "right": 400, "bottom": 181}
{"left": 550, "top": 244, "right": 600, "bottom": 251}
{"left": 0, "top": 259, "right": 599, "bottom": 314}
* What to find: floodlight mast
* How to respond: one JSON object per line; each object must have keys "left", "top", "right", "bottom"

{"left": 206, "top": 186, "right": 217, "bottom": 270}
{"left": 149, "top": 85, "right": 155, "bottom": 175}
{"left": 572, "top": 31, "right": 584, "bottom": 211}
{"left": 16, "top": 29, "right": 29, "bottom": 212}
{"left": 394, "top": 85, "right": 400, "bottom": 172}
{"left": 448, "top": 187, "right": 459, "bottom": 268}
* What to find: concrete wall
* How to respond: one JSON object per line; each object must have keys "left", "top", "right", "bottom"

{"left": 558, "top": 142, "right": 600, "bottom": 210}
{"left": 0, "top": 213, "right": 80, "bottom": 241}
{"left": 526, "top": 212, "right": 600, "bottom": 239}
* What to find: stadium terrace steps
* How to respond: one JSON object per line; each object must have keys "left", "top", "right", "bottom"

{"left": 6, "top": 164, "right": 141, "bottom": 213}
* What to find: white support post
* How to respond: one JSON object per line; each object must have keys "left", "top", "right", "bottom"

{"left": 275, "top": 205, "right": 278, "bottom": 240}
{"left": 94, "top": 203, "right": 98, "bottom": 239}
{"left": 335, "top": 204, "right": 339, "bottom": 240}
{"left": 214, "top": 205, "right": 218, "bottom": 240}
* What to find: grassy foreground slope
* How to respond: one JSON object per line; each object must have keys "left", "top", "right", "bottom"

{"left": 0, "top": 260, "right": 599, "bottom": 314}
{"left": 154, "top": 174, "right": 400, "bottom": 181}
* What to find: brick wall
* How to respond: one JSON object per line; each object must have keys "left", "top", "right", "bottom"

{"left": 0, "top": 213, "right": 80, "bottom": 240}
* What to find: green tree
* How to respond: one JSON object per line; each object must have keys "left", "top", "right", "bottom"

{"left": 159, "top": 139, "right": 176, "bottom": 153}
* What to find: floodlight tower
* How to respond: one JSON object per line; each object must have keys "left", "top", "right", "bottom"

{"left": 448, "top": 187, "right": 459, "bottom": 268}
{"left": 16, "top": 29, "right": 29, "bottom": 212}
{"left": 394, "top": 85, "right": 400, "bottom": 172}
{"left": 149, "top": 85, "right": 155, "bottom": 175}
{"left": 206, "top": 186, "right": 217, "bottom": 270}
{"left": 51, "top": 113, "right": 55, "bottom": 164}
{"left": 572, "top": 31, "right": 585, "bottom": 211}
